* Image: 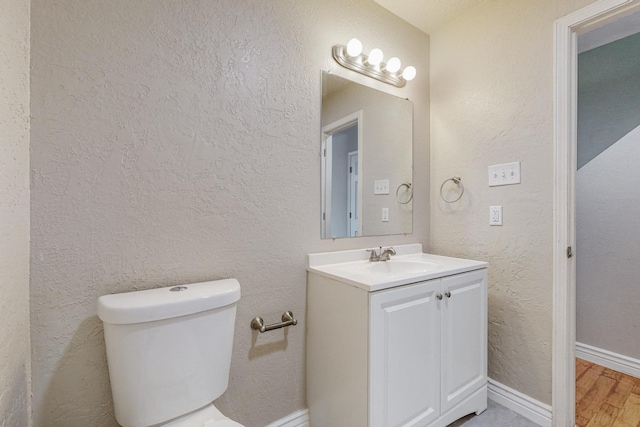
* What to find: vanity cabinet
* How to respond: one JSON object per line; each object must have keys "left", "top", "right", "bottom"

{"left": 307, "top": 268, "right": 487, "bottom": 427}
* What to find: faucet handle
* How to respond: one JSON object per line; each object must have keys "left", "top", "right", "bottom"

{"left": 379, "top": 246, "right": 397, "bottom": 261}
{"left": 366, "top": 248, "right": 380, "bottom": 262}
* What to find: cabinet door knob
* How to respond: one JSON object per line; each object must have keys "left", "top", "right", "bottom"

{"left": 445, "top": 291, "right": 451, "bottom": 298}
{"left": 436, "top": 293, "right": 443, "bottom": 300}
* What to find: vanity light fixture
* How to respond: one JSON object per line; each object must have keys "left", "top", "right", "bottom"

{"left": 332, "top": 38, "right": 416, "bottom": 88}
{"left": 402, "top": 66, "right": 417, "bottom": 81}
{"left": 366, "top": 48, "right": 384, "bottom": 66}
{"left": 385, "top": 57, "right": 402, "bottom": 74}
{"left": 346, "top": 38, "right": 363, "bottom": 57}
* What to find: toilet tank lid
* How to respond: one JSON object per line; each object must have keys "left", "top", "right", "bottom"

{"left": 97, "top": 278, "right": 241, "bottom": 325}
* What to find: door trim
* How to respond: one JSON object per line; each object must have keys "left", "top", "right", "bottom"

{"left": 552, "top": 1, "right": 640, "bottom": 425}
{"left": 347, "top": 150, "right": 360, "bottom": 236}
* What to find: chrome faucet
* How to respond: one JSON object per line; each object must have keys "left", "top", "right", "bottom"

{"left": 367, "top": 246, "right": 396, "bottom": 262}
{"left": 380, "top": 247, "right": 396, "bottom": 261}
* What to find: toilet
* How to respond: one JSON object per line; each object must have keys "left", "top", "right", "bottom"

{"left": 97, "top": 278, "right": 244, "bottom": 427}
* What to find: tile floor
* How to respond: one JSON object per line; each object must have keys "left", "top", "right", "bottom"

{"left": 448, "top": 399, "right": 541, "bottom": 427}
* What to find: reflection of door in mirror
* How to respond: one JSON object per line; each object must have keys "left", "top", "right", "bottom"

{"left": 321, "top": 111, "right": 363, "bottom": 239}
{"left": 348, "top": 150, "right": 359, "bottom": 236}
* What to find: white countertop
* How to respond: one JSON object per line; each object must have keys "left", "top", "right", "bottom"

{"left": 307, "top": 244, "right": 488, "bottom": 292}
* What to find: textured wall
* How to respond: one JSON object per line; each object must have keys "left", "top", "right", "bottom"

{"left": 0, "top": 0, "right": 31, "bottom": 425}
{"left": 577, "top": 125, "right": 640, "bottom": 360}
{"left": 29, "top": 1, "right": 429, "bottom": 426}
{"left": 429, "top": 0, "right": 592, "bottom": 405}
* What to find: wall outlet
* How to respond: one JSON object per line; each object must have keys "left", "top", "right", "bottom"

{"left": 490, "top": 206, "right": 503, "bottom": 226}
{"left": 489, "top": 162, "right": 521, "bottom": 186}
{"left": 374, "top": 179, "right": 390, "bottom": 195}
{"left": 382, "top": 208, "right": 389, "bottom": 222}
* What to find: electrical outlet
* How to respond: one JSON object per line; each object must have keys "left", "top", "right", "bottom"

{"left": 490, "top": 206, "right": 503, "bottom": 226}
{"left": 374, "top": 179, "right": 390, "bottom": 195}
{"left": 382, "top": 208, "right": 389, "bottom": 222}
{"left": 489, "top": 162, "right": 521, "bottom": 186}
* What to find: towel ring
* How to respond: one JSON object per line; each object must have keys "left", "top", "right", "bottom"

{"left": 395, "top": 182, "right": 413, "bottom": 204}
{"left": 440, "top": 176, "right": 464, "bottom": 203}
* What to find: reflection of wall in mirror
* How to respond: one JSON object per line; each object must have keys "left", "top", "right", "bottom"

{"left": 322, "top": 80, "right": 412, "bottom": 237}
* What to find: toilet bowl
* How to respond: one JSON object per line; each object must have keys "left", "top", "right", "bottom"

{"left": 97, "top": 279, "right": 244, "bottom": 427}
{"left": 162, "top": 403, "right": 242, "bottom": 427}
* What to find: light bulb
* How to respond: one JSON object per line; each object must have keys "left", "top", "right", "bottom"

{"left": 346, "top": 38, "right": 363, "bottom": 57}
{"left": 402, "top": 66, "right": 416, "bottom": 81}
{"left": 385, "top": 57, "right": 401, "bottom": 73}
{"left": 367, "top": 48, "right": 383, "bottom": 66}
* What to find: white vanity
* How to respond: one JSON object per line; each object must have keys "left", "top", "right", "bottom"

{"left": 306, "top": 244, "right": 488, "bottom": 427}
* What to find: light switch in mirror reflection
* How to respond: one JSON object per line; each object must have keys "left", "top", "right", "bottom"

{"left": 321, "top": 71, "right": 413, "bottom": 239}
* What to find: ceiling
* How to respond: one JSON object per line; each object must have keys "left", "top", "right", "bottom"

{"left": 374, "top": 0, "right": 486, "bottom": 34}
{"left": 578, "top": 9, "right": 640, "bottom": 52}
{"left": 376, "top": 0, "right": 640, "bottom": 40}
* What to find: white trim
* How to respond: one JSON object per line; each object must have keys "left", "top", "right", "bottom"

{"left": 488, "top": 379, "right": 552, "bottom": 427}
{"left": 576, "top": 342, "right": 640, "bottom": 379}
{"left": 552, "top": 8, "right": 578, "bottom": 424}
{"left": 347, "top": 149, "right": 359, "bottom": 237}
{"left": 321, "top": 135, "right": 332, "bottom": 238}
{"left": 263, "top": 408, "right": 309, "bottom": 427}
{"left": 552, "top": 1, "right": 640, "bottom": 426}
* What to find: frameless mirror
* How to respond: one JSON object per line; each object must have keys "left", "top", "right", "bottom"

{"left": 321, "top": 71, "right": 413, "bottom": 239}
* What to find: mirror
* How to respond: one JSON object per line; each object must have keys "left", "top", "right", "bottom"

{"left": 321, "top": 71, "right": 413, "bottom": 239}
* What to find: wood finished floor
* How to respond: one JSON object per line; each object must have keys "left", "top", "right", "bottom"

{"left": 576, "top": 358, "right": 640, "bottom": 427}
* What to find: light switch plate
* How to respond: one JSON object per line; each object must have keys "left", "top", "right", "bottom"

{"left": 490, "top": 206, "right": 503, "bottom": 226}
{"left": 382, "top": 208, "right": 389, "bottom": 222}
{"left": 374, "top": 179, "right": 390, "bottom": 195}
{"left": 489, "top": 162, "right": 521, "bottom": 186}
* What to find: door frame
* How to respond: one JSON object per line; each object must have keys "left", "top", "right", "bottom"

{"left": 552, "top": 0, "right": 640, "bottom": 425}
{"left": 347, "top": 150, "right": 360, "bottom": 237}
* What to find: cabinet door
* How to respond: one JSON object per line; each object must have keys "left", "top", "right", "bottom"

{"left": 370, "top": 280, "right": 441, "bottom": 427}
{"left": 440, "top": 269, "right": 487, "bottom": 414}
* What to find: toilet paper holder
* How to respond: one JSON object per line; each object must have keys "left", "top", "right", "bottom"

{"left": 251, "top": 311, "right": 297, "bottom": 333}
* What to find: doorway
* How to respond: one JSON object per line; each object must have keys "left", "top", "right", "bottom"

{"left": 574, "top": 11, "right": 640, "bottom": 427}
{"left": 321, "top": 110, "right": 363, "bottom": 238}
{"left": 553, "top": 1, "right": 640, "bottom": 426}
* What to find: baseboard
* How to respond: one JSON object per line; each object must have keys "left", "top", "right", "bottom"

{"left": 576, "top": 342, "right": 640, "bottom": 379}
{"left": 268, "top": 381, "right": 553, "bottom": 427}
{"left": 487, "top": 378, "right": 552, "bottom": 427}
{"left": 263, "top": 408, "right": 309, "bottom": 427}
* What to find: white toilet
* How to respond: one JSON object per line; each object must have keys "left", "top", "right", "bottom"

{"left": 97, "top": 278, "right": 244, "bottom": 427}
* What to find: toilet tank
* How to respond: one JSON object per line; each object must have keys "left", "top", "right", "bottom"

{"left": 97, "top": 279, "right": 241, "bottom": 427}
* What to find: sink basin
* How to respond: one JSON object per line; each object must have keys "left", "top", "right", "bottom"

{"left": 323, "top": 256, "right": 441, "bottom": 284}
{"left": 307, "top": 244, "right": 488, "bottom": 291}
{"left": 364, "top": 260, "right": 439, "bottom": 277}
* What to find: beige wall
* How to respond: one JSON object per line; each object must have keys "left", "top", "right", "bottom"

{"left": 0, "top": 0, "right": 31, "bottom": 424}
{"left": 429, "top": 0, "right": 593, "bottom": 405}
{"left": 29, "top": 1, "right": 429, "bottom": 426}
